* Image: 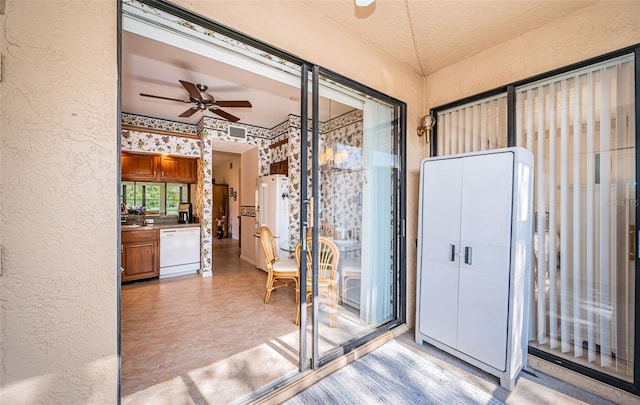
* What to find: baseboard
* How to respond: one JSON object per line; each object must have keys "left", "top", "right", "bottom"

{"left": 239, "top": 254, "right": 255, "bottom": 266}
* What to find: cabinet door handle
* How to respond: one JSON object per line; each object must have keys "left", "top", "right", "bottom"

{"left": 161, "top": 171, "right": 165, "bottom": 179}
{"left": 449, "top": 244, "right": 456, "bottom": 261}
{"left": 464, "top": 246, "right": 472, "bottom": 265}
{"left": 153, "top": 170, "right": 157, "bottom": 178}
{"left": 121, "top": 244, "right": 123, "bottom": 253}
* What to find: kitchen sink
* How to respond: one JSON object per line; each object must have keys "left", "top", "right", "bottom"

{"left": 121, "top": 224, "right": 141, "bottom": 228}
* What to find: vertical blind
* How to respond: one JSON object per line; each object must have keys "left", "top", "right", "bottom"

{"left": 436, "top": 93, "right": 508, "bottom": 156}
{"left": 517, "top": 54, "right": 635, "bottom": 381}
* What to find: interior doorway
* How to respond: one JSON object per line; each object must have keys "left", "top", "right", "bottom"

{"left": 119, "top": 1, "right": 406, "bottom": 403}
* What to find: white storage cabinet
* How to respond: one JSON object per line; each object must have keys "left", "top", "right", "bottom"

{"left": 415, "top": 147, "right": 534, "bottom": 390}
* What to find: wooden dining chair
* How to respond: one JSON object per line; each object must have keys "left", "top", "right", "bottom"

{"left": 258, "top": 226, "right": 299, "bottom": 305}
{"left": 306, "top": 221, "right": 335, "bottom": 238}
{"left": 295, "top": 236, "right": 340, "bottom": 327}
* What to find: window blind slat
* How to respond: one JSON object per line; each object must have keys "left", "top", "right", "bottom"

{"left": 480, "top": 102, "right": 488, "bottom": 151}
{"left": 599, "top": 67, "right": 612, "bottom": 368}
{"left": 465, "top": 107, "right": 472, "bottom": 152}
{"left": 472, "top": 104, "right": 480, "bottom": 152}
{"left": 516, "top": 92, "right": 524, "bottom": 149}
{"left": 458, "top": 109, "right": 465, "bottom": 153}
{"left": 586, "top": 71, "right": 596, "bottom": 362}
{"left": 548, "top": 82, "right": 558, "bottom": 349}
{"left": 560, "top": 78, "right": 571, "bottom": 354}
{"left": 572, "top": 76, "right": 583, "bottom": 359}
{"left": 536, "top": 87, "right": 547, "bottom": 345}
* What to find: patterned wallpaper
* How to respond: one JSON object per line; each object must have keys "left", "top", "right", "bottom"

{"left": 121, "top": 109, "right": 364, "bottom": 272}
{"left": 282, "top": 112, "right": 364, "bottom": 247}
{"left": 123, "top": 0, "right": 301, "bottom": 76}
{"left": 122, "top": 112, "right": 198, "bottom": 134}
{"left": 121, "top": 130, "right": 201, "bottom": 156}
{"left": 319, "top": 110, "right": 364, "bottom": 240}
{"left": 122, "top": 113, "right": 272, "bottom": 276}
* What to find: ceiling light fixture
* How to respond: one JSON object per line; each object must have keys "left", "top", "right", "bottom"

{"left": 355, "top": 0, "right": 375, "bottom": 7}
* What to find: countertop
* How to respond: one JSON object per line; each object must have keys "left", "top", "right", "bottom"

{"left": 120, "top": 222, "right": 200, "bottom": 232}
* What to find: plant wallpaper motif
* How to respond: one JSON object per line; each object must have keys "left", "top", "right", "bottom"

{"left": 123, "top": 0, "right": 301, "bottom": 73}
{"left": 285, "top": 111, "right": 364, "bottom": 248}
{"left": 121, "top": 109, "right": 364, "bottom": 273}
{"left": 122, "top": 112, "right": 198, "bottom": 134}
{"left": 122, "top": 113, "right": 271, "bottom": 276}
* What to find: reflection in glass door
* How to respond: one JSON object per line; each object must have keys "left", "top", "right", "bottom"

{"left": 301, "top": 70, "right": 402, "bottom": 362}
{"left": 517, "top": 54, "right": 636, "bottom": 384}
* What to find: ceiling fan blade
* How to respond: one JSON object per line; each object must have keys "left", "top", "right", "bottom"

{"left": 215, "top": 100, "right": 252, "bottom": 108}
{"left": 140, "top": 93, "right": 189, "bottom": 103}
{"left": 179, "top": 107, "right": 200, "bottom": 118}
{"left": 210, "top": 108, "right": 240, "bottom": 122}
{"left": 179, "top": 80, "right": 202, "bottom": 101}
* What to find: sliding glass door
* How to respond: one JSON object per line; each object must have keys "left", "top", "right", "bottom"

{"left": 433, "top": 50, "right": 638, "bottom": 392}
{"left": 518, "top": 54, "right": 636, "bottom": 384}
{"left": 298, "top": 68, "right": 404, "bottom": 366}
{"left": 121, "top": 1, "right": 406, "bottom": 401}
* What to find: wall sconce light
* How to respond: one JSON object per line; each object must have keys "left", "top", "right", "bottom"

{"left": 417, "top": 114, "right": 436, "bottom": 143}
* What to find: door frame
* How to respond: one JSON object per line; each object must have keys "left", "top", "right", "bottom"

{"left": 119, "top": 0, "right": 407, "bottom": 400}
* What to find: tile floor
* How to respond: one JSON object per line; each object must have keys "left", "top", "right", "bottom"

{"left": 121, "top": 238, "right": 635, "bottom": 405}
{"left": 121, "top": 238, "right": 301, "bottom": 404}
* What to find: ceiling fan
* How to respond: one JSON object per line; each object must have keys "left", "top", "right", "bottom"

{"left": 140, "top": 80, "right": 252, "bottom": 122}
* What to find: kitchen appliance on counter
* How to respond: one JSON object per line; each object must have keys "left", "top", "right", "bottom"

{"left": 120, "top": 202, "right": 127, "bottom": 224}
{"left": 178, "top": 203, "right": 192, "bottom": 223}
{"left": 160, "top": 227, "right": 200, "bottom": 279}
{"left": 255, "top": 174, "right": 290, "bottom": 272}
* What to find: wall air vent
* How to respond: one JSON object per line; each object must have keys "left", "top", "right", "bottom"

{"left": 229, "top": 125, "right": 246, "bottom": 139}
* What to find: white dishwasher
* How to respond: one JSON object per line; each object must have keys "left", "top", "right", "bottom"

{"left": 160, "top": 227, "right": 201, "bottom": 279}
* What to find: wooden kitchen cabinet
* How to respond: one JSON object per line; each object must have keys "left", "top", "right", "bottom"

{"left": 160, "top": 155, "right": 197, "bottom": 183}
{"left": 121, "top": 229, "right": 159, "bottom": 282}
{"left": 121, "top": 152, "right": 197, "bottom": 183}
{"left": 269, "top": 159, "right": 288, "bottom": 176}
{"left": 121, "top": 152, "right": 159, "bottom": 181}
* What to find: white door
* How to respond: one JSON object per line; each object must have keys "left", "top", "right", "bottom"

{"left": 418, "top": 158, "right": 463, "bottom": 346}
{"left": 456, "top": 152, "right": 514, "bottom": 370}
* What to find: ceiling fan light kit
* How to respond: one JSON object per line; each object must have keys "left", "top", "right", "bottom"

{"left": 140, "top": 80, "right": 252, "bottom": 122}
{"left": 355, "top": 0, "right": 375, "bottom": 7}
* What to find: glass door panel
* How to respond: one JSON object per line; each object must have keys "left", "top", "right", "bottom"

{"left": 306, "top": 71, "right": 400, "bottom": 360}
{"left": 517, "top": 54, "right": 636, "bottom": 382}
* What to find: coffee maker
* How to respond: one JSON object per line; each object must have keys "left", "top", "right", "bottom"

{"left": 178, "top": 203, "right": 192, "bottom": 223}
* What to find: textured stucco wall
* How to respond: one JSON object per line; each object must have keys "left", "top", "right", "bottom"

{"left": 425, "top": 0, "right": 640, "bottom": 111}
{"left": 0, "top": 1, "right": 118, "bottom": 404}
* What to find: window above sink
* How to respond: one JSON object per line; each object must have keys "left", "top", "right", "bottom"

{"left": 122, "top": 181, "right": 189, "bottom": 215}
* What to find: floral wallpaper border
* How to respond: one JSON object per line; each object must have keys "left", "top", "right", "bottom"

{"left": 120, "top": 109, "right": 363, "bottom": 275}
{"left": 123, "top": 0, "right": 300, "bottom": 75}
{"left": 121, "top": 112, "right": 198, "bottom": 135}
{"left": 240, "top": 206, "right": 256, "bottom": 217}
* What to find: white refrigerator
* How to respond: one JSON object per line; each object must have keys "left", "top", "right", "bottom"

{"left": 255, "top": 174, "right": 290, "bottom": 271}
